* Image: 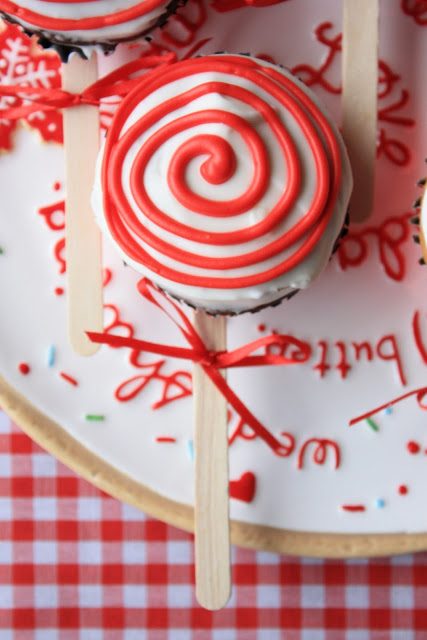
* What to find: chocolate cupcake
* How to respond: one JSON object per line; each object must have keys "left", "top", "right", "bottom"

{"left": 0, "top": 0, "right": 183, "bottom": 58}
{"left": 414, "top": 175, "right": 427, "bottom": 264}
{"left": 92, "top": 53, "right": 353, "bottom": 315}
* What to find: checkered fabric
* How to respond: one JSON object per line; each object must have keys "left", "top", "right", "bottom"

{"left": 1, "top": 411, "right": 426, "bottom": 639}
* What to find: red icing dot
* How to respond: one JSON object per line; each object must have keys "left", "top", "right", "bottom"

{"left": 53, "top": 181, "right": 62, "bottom": 191}
{"left": 18, "top": 363, "right": 30, "bottom": 375}
{"left": 398, "top": 485, "right": 408, "bottom": 496}
{"left": 407, "top": 441, "right": 420, "bottom": 454}
{"left": 258, "top": 323, "right": 266, "bottom": 332}
{"left": 55, "top": 287, "right": 64, "bottom": 296}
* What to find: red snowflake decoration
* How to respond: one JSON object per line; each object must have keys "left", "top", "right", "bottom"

{"left": 0, "top": 21, "right": 62, "bottom": 152}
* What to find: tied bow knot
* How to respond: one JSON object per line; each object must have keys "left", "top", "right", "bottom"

{"left": 0, "top": 40, "right": 212, "bottom": 121}
{"left": 87, "top": 279, "right": 312, "bottom": 454}
{"left": 70, "top": 90, "right": 99, "bottom": 108}
{"left": 196, "top": 350, "right": 223, "bottom": 369}
{"left": 0, "top": 53, "right": 178, "bottom": 120}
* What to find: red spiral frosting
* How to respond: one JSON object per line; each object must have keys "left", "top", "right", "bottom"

{"left": 0, "top": 0, "right": 165, "bottom": 31}
{"left": 99, "top": 55, "right": 343, "bottom": 291}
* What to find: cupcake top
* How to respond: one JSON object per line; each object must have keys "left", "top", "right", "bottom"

{"left": 0, "top": 0, "right": 171, "bottom": 45}
{"left": 92, "top": 53, "right": 353, "bottom": 314}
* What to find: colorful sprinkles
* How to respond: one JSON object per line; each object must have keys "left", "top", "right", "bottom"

{"left": 341, "top": 504, "right": 366, "bottom": 512}
{"left": 366, "top": 417, "right": 379, "bottom": 432}
{"left": 0, "top": 16, "right": 422, "bottom": 540}
{"left": 47, "top": 345, "right": 56, "bottom": 368}
{"left": 407, "top": 441, "right": 420, "bottom": 454}
{"left": 186, "top": 439, "right": 194, "bottom": 461}
{"left": 59, "top": 371, "right": 79, "bottom": 387}
{"left": 18, "top": 362, "right": 30, "bottom": 375}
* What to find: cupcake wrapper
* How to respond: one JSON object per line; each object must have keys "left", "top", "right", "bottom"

{"left": 412, "top": 168, "right": 426, "bottom": 265}
{"left": 156, "top": 213, "right": 351, "bottom": 317}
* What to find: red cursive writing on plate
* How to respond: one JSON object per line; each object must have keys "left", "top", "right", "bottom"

{"left": 229, "top": 421, "right": 341, "bottom": 470}
{"left": 292, "top": 22, "right": 415, "bottom": 167}
{"left": 337, "top": 212, "right": 413, "bottom": 282}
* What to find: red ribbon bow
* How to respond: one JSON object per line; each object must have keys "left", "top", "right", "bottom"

{"left": 88, "top": 279, "right": 311, "bottom": 454}
{"left": 0, "top": 38, "right": 212, "bottom": 121}
{"left": 0, "top": 53, "right": 177, "bottom": 120}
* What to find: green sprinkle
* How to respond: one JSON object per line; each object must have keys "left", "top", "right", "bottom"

{"left": 0, "top": 247, "right": 4, "bottom": 255}
{"left": 85, "top": 414, "right": 105, "bottom": 422}
{"left": 366, "top": 417, "right": 379, "bottom": 432}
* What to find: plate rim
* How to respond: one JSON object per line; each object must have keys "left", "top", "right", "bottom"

{"left": 2, "top": 374, "right": 427, "bottom": 558}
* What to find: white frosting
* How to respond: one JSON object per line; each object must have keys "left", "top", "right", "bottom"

{"left": 93, "top": 55, "right": 353, "bottom": 313}
{"left": 1, "top": 0, "right": 167, "bottom": 43}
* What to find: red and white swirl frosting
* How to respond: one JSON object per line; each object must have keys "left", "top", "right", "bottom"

{"left": 93, "top": 54, "right": 353, "bottom": 313}
{"left": 0, "top": 0, "right": 168, "bottom": 43}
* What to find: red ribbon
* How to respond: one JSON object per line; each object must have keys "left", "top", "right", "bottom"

{"left": 349, "top": 386, "right": 427, "bottom": 426}
{"left": 0, "top": 53, "right": 177, "bottom": 120}
{"left": 88, "top": 279, "right": 311, "bottom": 455}
{"left": 0, "top": 37, "right": 212, "bottom": 121}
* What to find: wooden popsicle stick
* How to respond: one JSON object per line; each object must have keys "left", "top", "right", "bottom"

{"left": 342, "top": 0, "right": 379, "bottom": 223}
{"left": 193, "top": 311, "right": 231, "bottom": 611}
{"left": 63, "top": 53, "right": 103, "bottom": 356}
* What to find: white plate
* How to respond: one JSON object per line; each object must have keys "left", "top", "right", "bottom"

{"left": 1, "top": 0, "right": 427, "bottom": 547}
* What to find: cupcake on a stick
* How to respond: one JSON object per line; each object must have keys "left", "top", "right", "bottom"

{"left": 0, "top": 1, "right": 182, "bottom": 355}
{"left": 92, "top": 52, "right": 353, "bottom": 608}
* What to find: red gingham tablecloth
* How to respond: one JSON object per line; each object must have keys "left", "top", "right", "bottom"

{"left": 1, "top": 411, "right": 427, "bottom": 639}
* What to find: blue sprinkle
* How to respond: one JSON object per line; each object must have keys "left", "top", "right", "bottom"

{"left": 375, "top": 498, "right": 386, "bottom": 509}
{"left": 384, "top": 406, "right": 393, "bottom": 416}
{"left": 47, "top": 345, "right": 56, "bottom": 368}
{"left": 186, "top": 439, "right": 194, "bottom": 461}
